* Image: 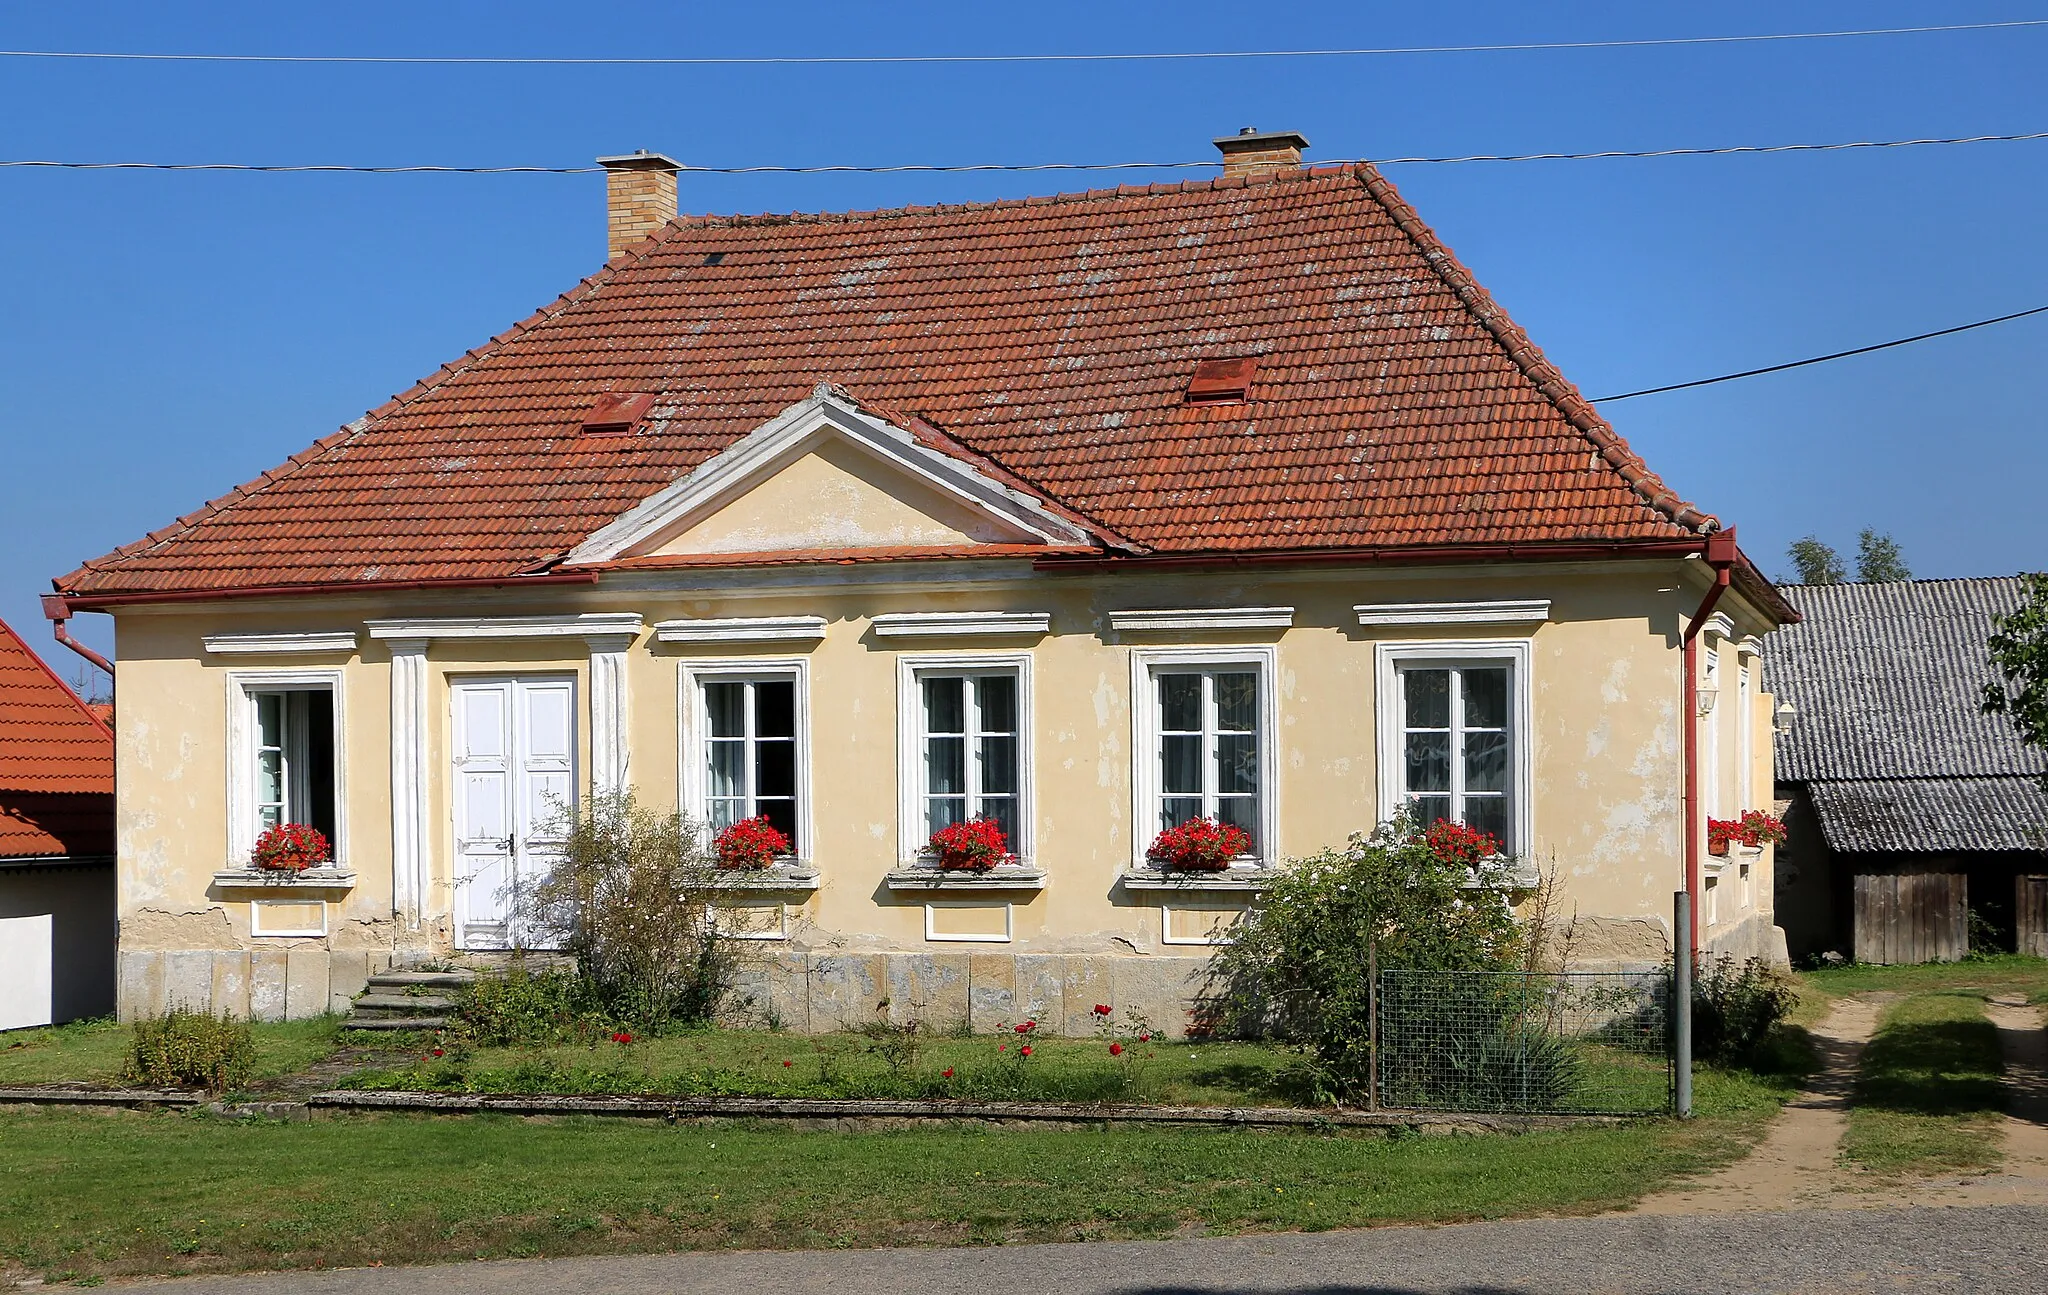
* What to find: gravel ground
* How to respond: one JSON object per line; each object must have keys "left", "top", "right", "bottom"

{"left": 117, "top": 1203, "right": 2048, "bottom": 1295}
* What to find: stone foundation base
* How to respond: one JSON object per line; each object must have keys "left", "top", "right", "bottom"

{"left": 1705, "top": 914, "right": 1790, "bottom": 968}
{"left": 118, "top": 948, "right": 391, "bottom": 1022}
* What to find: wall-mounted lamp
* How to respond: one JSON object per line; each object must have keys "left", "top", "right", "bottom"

{"left": 1695, "top": 688, "right": 1719, "bottom": 718}
{"left": 1773, "top": 700, "right": 1798, "bottom": 735}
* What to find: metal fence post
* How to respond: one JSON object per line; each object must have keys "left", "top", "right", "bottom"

{"left": 1366, "top": 934, "right": 1379, "bottom": 1112}
{"left": 1674, "top": 889, "right": 1694, "bottom": 1120}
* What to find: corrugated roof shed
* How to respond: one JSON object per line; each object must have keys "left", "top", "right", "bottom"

{"left": 57, "top": 163, "right": 1726, "bottom": 598}
{"left": 0, "top": 618, "right": 114, "bottom": 860}
{"left": 1772, "top": 577, "right": 2048, "bottom": 855}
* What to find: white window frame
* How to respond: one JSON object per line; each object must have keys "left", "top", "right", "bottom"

{"left": 1704, "top": 645, "right": 1723, "bottom": 818}
{"left": 225, "top": 668, "right": 348, "bottom": 869}
{"left": 1373, "top": 640, "right": 1533, "bottom": 857}
{"left": 678, "top": 658, "right": 812, "bottom": 863}
{"left": 1736, "top": 659, "right": 1754, "bottom": 812}
{"left": 895, "top": 653, "right": 1034, "bottom": 867}
{"left": 1129, "top": 646, "right": 1279, "bottom": 869}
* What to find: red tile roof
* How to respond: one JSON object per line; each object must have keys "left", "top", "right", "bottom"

{"left": 59, "top": 162, "right": 1722, "bottom": 598}
{"left": 0, "top": 619, "right": 114, "bottom": 860}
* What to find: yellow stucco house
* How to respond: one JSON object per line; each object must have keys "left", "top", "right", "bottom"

{"left": 48, "top": 130, "right": 1795, "bottom": 1030}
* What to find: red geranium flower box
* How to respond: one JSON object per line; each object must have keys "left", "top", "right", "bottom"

{"left": 924, "top": 817, "right": 1011, "bottom": 872}
{"left": 250, "top": 822, "right": 331, "bottom": 872}
{"left": 1146, "top": 817, "right": 1251, "bottom": 871}
{"left": 715, "top": 816, "right": 792, "bottom": 870}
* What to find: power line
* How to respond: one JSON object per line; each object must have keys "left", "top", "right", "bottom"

{"left": 1591, "top": 304, "right": 2048, "bottom": 402}
{"left": 3, "top": 130, "right": 2045, "bottom": 176}
{"left": 2, "top": 18, "right": 2042, "bottom": 66}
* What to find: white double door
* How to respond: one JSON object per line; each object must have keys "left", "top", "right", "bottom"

{"left": 452, "top": 676, "right": 576, "bottom": 951}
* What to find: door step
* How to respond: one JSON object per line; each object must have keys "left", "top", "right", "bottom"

{"left": 344, "top": 968, "right": 477, "bottom": 1032}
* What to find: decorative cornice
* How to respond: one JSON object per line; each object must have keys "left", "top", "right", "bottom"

{"left": 365, "top": 613, "right": 643, "bottom": 643}
{"left": 870, "top": 611, "right": 1051, "bottom": 639}
{"left": 1701, "top": 611, "right": 1737, "bottom": 644}
{"left": 211, "top": 867, "right": 357, "bottom": 890}
{"left": 653, "top": 615, "right": 827, "bottom": 644}
{"left": 1106, "top": 606, "right": 1294, "bottom": 633}
{"left": 203, "top": 631, "right": 360, "bottom": 656}
{"left": 1736, "top": 635, "right": 1765, "bottom": 660}
{"left": 1353, "top": 599, "right": 1550, "bottom": 628}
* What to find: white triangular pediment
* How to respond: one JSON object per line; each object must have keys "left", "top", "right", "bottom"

{"left": 564, "top": 387, "right": 1094, "bottom": 563}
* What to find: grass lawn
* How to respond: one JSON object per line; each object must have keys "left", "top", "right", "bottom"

{"left": 0, "top": 1065, "right": 1787, "bottom": 1284}
{"left": 1841, "top": 989, "right": 2008, "bottom": 1177}
{"left": 0, "top": 1017, "right": 343, "bottom": 1089}
{"left": 1798, "top": 954, "right": 2048, "bottom": 1003}
{"left": 338, "top": 1029, "right": 1313, "bottom": 1107}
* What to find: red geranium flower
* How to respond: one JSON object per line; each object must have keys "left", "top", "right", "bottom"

{"left": 250, "top": 821, "right": 331, "bottom": 872}
{"left": 923, "top": 817, "right": 1012, "bottom": 872}
{"left": 1146, "top": 816, "right": 1251, "bottom": 871}
{"left": 714, "top": 816, "right": 792, "bottom": 870}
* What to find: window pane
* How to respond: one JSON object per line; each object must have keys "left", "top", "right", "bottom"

{"left": 980, "top": 733, "right": 1018, "bottom": 796}
{"left": 256, "top": 692, "right": 283, "bottom": 749}
{"left": 704, "top": 683, "right": 745, "bottom": 739}
{"left": 258, "top": 802, "right": 283, "bottom": 830}
{"left": 1464, "top": 730, "right": 1510, "bottom": 793}
{"left": 708, "top": 799, "right": 742, "bottom": 832}
{"left": 1463, "top": 667, "right": 1508, "bottom": 729}
{"left": 976, "top": 675, "right": 1016, "bottom": 734}
{"left": 1463, "top": 796, "right": 1508, "bottom": 844}
{"left": 257, "top": 749, "right": 284, "bottom": 809}
{"left": 1410, "top": 794, "right": 1452, "bottom": 828}
{"left": 708, "top": 739, "right": 746, "bottom": 799}
{"left": 760, "top": 798, "right": 798, "bottom": 851}
{"left": 1216, "top": 795, "right": 1258, "bottom": 849}
{"left": 1215, "top": 733, "right": 1258, "bottom": 795}
{"left": 1161, "top": 734, "right": 1202, "bottom": 795}
{"left": 1161, "top": 796, "right": 1203, "bottom": 830}
{"left": 755, "top": 681, "right": 796, "bottom": 738}
{"left": 1404, "top": 732, "right": 1451, "bottom": 793}
{"left": 1159, "top": 674, "right": 1201, "bottom": 732}
{"left": 926, "top": 796, "right": 966, "bottom": 836}
{"left": 757, "top": 739, "right": 796, "bottom": 798}
{"left": 1404, "top": 669, "right": 1450, "bottom": 729}
{"left": 927, "top": 735, "right": 966, "bottom": 796}
{"left": 1214, "top": 672, "right": 1257, "bottom": 731}
{"left": 981, "top": 796, "right": 1017, "bottom": 844}
{"left": 923, "top": 678, "right": 965, "bottom": 735}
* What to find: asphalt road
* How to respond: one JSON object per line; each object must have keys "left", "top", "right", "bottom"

{"left": 123, "top": 1204, "right": 2048, "bottom": 1294}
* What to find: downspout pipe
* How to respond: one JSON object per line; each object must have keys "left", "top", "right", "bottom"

{"left": 1680, "top": 527, "right": 1739, "bottom": 955}
{"left": 41, "top": 593, "right": 115, "bottom": 685}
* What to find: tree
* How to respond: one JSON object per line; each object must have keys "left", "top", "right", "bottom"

{"left": 1787, "top": 536, "right": 1846, "bottom": 585}
{"left": 1985, "top": 572, "right": 2048, "bottom": 788}
{"left": 1856, "top": 529, "right": 1912, "bottom": 583}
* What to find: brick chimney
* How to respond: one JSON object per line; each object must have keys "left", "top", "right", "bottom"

{"left": 597, "top": 150, "right": 681, "bottom": 259}
{"left": 1213, "top": 128, "right": 1310, "bottom": 178}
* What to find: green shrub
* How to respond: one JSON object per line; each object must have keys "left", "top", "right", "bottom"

{"left": 457, "top": 967, "right": 606, "bottom": 1047}
{"left": 121, "top": 1009, "right": 254, "bottom": 1092}
{"left": 515, "top": 791, "right": 753, "bottom": 1033}
{"left": 1691, "top": 955, "right": 1798, "bottom": 1066}
{"left": 1206, "top": 814, "right": 1529, "bottom": 1100}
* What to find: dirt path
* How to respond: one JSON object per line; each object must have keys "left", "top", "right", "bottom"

{"left": 1639, "top": 990, "right": 2048, "bottom": 1214}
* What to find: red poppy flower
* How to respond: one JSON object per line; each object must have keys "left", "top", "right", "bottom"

{"left": 782, "top": 1059, "right": 793, "bottom": 1067}
{"left": 941, "top": 1068, "right": 954, "bottom": 1079}
{"left": 998, "top": 1044, "right": 1007, "bottom": 1053}
{"left": 1019, "top": 1045, "right": 1032, "bottom": 1057}
{"left": 1109, "top": 1042, "right": 1124, "bottom": 1056}
{"left": 1139, "top": 1033, "right": 1151, "bottom": 1042}
{"left": 430, "top": 1048, "right": 444, "bottom": 1058}
{"left": 1015, "top": 1021, "right": 1034, "bottom": 1034}
{"left": 1093, "top": 1004, "right": 1112, "bottom": 1016}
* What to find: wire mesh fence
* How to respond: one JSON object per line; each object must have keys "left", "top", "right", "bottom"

{"left": 1374, "top": 969, "right": 1672, "bottom": 1115}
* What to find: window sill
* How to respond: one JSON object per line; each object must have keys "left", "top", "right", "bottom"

{"left": 211, "top": 867, "right": 357, "bottom": 891}
{"left": 885, "top": 867, "right": 1048, "bottom": 892}
{"left": 1120, "top": 866, "right": 1274, "bottom": 893}
{"left": 704, "top": 867, "right": 821, "bottom": 893}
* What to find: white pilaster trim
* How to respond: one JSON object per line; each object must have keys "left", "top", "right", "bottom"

{"left": 1107, "top": 607, "right": 1294, "bottom": 634}
{"left": 654, "top": 616, "right": 827, "bottom": 645}
{"left": 204, "top": 631, "right": 360, "bottom": 656}
{"left": 871, "top": 611, "right": 1051, "bottom": 639}
{"left": 386, "top": 639, "right": 429, "bottom": 930}
{"left": 365, "top": 613, "right": 643, "bottom": 642}
{"left": 1354, "top": 599, "right": 1550, "bottom": 628}
{"left": 588, "top": 634, "right": 632, "bottom": 797}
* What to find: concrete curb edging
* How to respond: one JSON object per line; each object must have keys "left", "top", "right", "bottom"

{"left": 305, "top": 1089, "right": 1627, "bottom": 1132}
{"left": 0, "top": 1086, "right": 203, "bottom": 1109}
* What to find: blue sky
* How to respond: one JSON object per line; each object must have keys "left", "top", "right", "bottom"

{"left": 3, "top": 2, "right": 2044, "bottom": 673}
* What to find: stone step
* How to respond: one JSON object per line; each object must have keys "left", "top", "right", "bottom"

{"left": 341, "top": 1016, "right": 453, "bottom": 1032}
{"left": 365, "top": 971, "right": 476, "bottom": 990}
{"left": 352, "top": 994, "right": 458, "bottom": 1014}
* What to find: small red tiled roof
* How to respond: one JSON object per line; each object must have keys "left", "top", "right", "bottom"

{"left": 0, "top": 618, "right": 114, "bottom": 860}
{"left": 59, "top": 162, "right": 1718, "bottom": 598}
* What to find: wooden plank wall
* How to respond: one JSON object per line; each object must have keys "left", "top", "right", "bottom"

{"left": 1853, "top": 872, "right": 1966, "bottom": 964}
{"left": 2018, "top": 876, "right": 2048, "bottom": 959}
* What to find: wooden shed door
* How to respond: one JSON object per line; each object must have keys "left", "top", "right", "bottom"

{"left": 2018, "top": 876, "right": 2048, "bottom": 958}
{"left": 1853, "top": 873, "right": 1966, "bottom": 964}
